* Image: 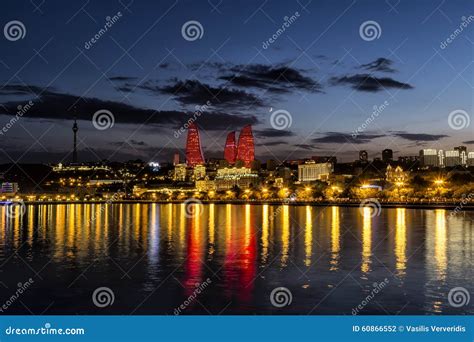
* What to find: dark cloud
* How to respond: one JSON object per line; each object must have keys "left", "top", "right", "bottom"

{"left": 360, "top": 58, "right": 396, "bottom": 73}
{"left": 158, "top": 79, "right": 265, "bottom": 108}
{"left": 311, "top": 132, "right": 384, "bottom": 144}
{"left": 393, "top": 133, "right": 449, "bottom": 141}
{"left": 0, "top": 85, "right": 260, "bottom": 131}
{"left": 294, "top": 144, "right": 315, "bottom": 150}
{"left": 257, "top": 140, "right": 287, "bottom": 146}
{"left": 0, "top": 84, "right": 54, "bottom": 96}
{"left": 110, "top": 139, "right": 147, "bottom": 147}
{"left": 220, "top": 64, "right": 322, "bottom": 93}
{"left": 108, "top": 76, "right": 137, "bottom": 81}
{"left": 462, "top": 140, "right": 474, "bottom": 144}
{"left": 330, "top": 74, "right": 413, "bottom": 92}
{"left": 254, "top": 128, "right": 295, "bottom": 138}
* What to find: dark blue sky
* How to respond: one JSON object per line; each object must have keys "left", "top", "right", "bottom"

{"left": 0, "top": 0, "right": 472, "bottom": 163}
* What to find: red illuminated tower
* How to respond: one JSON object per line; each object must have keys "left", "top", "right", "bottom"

{"left": 224, "top": 131, "right": 237, "bottom": 164}
{"left": 236, "top": 124, "right": 255, "bottom": 167}
{"left": 186, "top": 123, "right": 205, "bottom": 166}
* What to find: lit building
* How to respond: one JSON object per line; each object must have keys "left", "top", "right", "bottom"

{"left": 224, "top": 131, "right": 237, "bottom": 164}
{"left": 445, "top": 150, "right": 461, "bottom": 167}
{"left": 173, "top": 152, "right": 180, "bottom": 165}
{"left": 359, "top": 150, "right": 368, "bottom": 163}
{"left": 382, "top": 149, "right": 393, "bottom": 162}
{"left": 185, "top": 123, "right": 205, "bottom": 166}
{"left": 298, "top": 161, "right": 333, "bottom": 182}
{"left": 468, "top": 152, "right": 474, "bottom": 167}
{"left": 193, "top": 165, "right": 206, "bottom": 180}
{"left": 174, "top": 163, "right": 187, "bottom": 181}
{"left": 236, "top": 125, "right": 255, "bottom": 167}
{"left": 454, "top": 146, "right": 468, "bottom": 166}
{"left": 438, "top": 150, "right": 445, "bottom": 168}
{"left": 419, "top": 149, "right": 438, "bottom": 167}
{"left": 385, "top": 165, "right": 408, "bottom": 184}
{"left": 1, "top": 182, "right": 19, "bottom": 194}
{"left": 214, "top": 167, "right": 259, "bottom": 191}
{"left": 195, "top": 179, "right": 216, "bottom": 192}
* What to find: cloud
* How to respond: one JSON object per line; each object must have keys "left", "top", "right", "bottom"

{"left": 360, "top": 58, "right": 396, "bottom": 73}
{"left": 156, "top": 79, "right": 265, "bottom": 108}
{"left": 393, "top": 132, "right": 449, "bottom": 141}
{"left": 108, "top": 76, "right": 137, "bottom": 81}
{"left": 462, "top": 140, "right": 474, "bottom": 144}
{"left": 330, "top": 74, "right": 413, "bottom": 92}
{"left": 257, "top": 140, "right": 287, "bottom": 146}
{"left": 220, "top": 64, "right": 322, "bottom": 93}
{"left": 254, "top": 128, "right": 295, "bottom": 138}
{"left": 110, "top": 139, "right": 147, "bottom": 147}
{"left": 311, "top": 132, "right": 384, "bottom": 144}
{"left": 294, "top": 144, "right": 315, "bottom": 150}
{"left": 0, "top": 85, "right": 260, "bottom": 131}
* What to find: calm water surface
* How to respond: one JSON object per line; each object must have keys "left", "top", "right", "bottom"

{"left": 0, "top": 203, "right": 473, "bottom": 315}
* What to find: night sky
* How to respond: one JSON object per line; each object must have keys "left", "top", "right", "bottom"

{"left": 0, "top": 0, "right": 472, "bottom": 164}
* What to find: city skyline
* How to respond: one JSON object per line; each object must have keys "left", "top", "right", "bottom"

{"left": 0, "top": 0, "right": 472, "bottom": 165}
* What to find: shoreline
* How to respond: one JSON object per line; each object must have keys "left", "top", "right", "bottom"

{"left": 3, "top": 199, "right": 473, "bottom": 211}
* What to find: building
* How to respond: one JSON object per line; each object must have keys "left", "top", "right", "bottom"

{"left": 185, "top": 123, "right": 205, "bottom": 166}
{"left": 419, "top": 149, "right": 438, "bottom": 167}
{"left": 214, "top": 167, "right": 259, "bottom": 191}
{"left": 173, "top": 152, "right": 180, "bottom": 165}
{"left": 359, "top": 150, "right": 368, "bottom": 163}
{"left": 224, "top": 131, "right": 237, "bottom": 164}
{"left": 298, "top": 161, "right": 333, "bottom": 182}
{"left": 385, "top": 165, "right": 408, "bottom": 184}
{"left": 382, "top": 149, "right": 393, "bottom": 162}
{"left": 454, "top": 146, "right": 468, "bottom": 166}
{"left": 468, "top": 152, "right": 474, "bottom": 167}
{"left": 1, "top": 182, "right": 19, "bottom": 194}
{"left": 236, "top": 125, "right": 255, "bottom": 167}
{"left": 195, "top": 179, "right": 216, "bottom": 192}
{"left": 193, "top": 165, "right": 206, "bottom": 180}
{"left": 174, "top": 163, "right": 187, "bottom": 181}
{"left": 438, "top": 150, "right": 445, "bottom": 168}
{"left": 445, "top": 150, "right": 461, "bottom": 167}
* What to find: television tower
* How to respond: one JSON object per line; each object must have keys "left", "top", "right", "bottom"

{"left": 72, "top": 116, "right": 78, "bottom": 163}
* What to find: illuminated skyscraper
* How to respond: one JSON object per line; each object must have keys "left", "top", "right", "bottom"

{"left": 236, "top": 124, "right": 255, "bottom": 167}
{"left": 185, "top": 123, "right": 205, "bottom": 166}
{"left": 224, "top": 131, "right": 237, "bottom": 164}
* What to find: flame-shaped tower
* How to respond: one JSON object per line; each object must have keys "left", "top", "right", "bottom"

{"left": 236, "top": 124, "right": 255, "bottom": 167}
{"left": 224, "top": 131, "right": 237, "bottom": 164}
{"left": 186, "top": 123, "right": 205, "bottom": 166}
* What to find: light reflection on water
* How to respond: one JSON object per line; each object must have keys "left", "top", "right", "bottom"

{"left": 0, "top": 203, "right": 472, "bottom": 315}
